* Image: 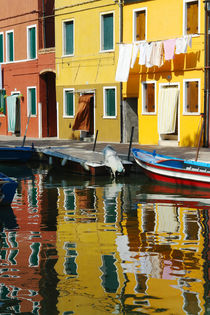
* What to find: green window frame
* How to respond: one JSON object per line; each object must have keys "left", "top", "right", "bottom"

{"left": 28, "top": 87, "right": 36, "bottom": 116}
{"left": 0, "top": 33, "right": 3, "bottom": 63}
{"left": 0, "top": 90, "right": 6, "bottom": 115}
{"left": 64, "top": 89, "right": 74, "bottom": 117}
{"left": 104, "top": 87, "right": 116, "bottom": 117}
{"left": 28, "top": 26, "right": 36, "bottom": 59}
{"left": 63, "top": 20, "right": 74, "bottom": 55}
{"left": 6, "top": 31, "right": 14, "bottom": 62}
{"left": 101, "top": 13, "right": 114, "bottom": 51}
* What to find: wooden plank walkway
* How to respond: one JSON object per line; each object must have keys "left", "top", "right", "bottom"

{"left": 41, "top": 147, "right": 132, "bottom": 176}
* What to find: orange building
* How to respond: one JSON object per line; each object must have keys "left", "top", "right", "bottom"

{"left": 0, "top": 0, "right": 56, "bottom": 138}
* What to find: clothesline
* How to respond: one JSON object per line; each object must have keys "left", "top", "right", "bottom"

{"left": 115, "top": 35, "right": 193, "bottom": 82}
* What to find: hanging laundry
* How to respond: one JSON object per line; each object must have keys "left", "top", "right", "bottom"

{"left": 115, "top": 44, "right": 132, "bottom": 82}
{"left": 187, "top": 34, "right": 192, "bottom": 48}
{"left": 163, "top": 39, "right": 176, "bottom": 60}
{"left": 150, "top": 41, "right": 164, "bottom": 67}
{"left": 131, "top": 43, "right": 140, "bottom": 68}
{"left": 139, "top": 42, "right": 148, "bottom": 66}
{"left": 175, "top": 37, "right": 188, "bottom": 54}
{"left": 146, "top": 42, "right": 153, "bottom": 68}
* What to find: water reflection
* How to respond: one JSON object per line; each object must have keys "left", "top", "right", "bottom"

{"left": 0, "top": 165, "right": 209, "bottom": 314}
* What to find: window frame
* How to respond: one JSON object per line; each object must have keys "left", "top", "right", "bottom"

{"left": 100, "top": 11, "right": 115, "bottom": 52}
{"left": 6, "top": 30, "right": 14, "bottom": 62}
{"left": 142, "top": 81, "right": 156, "bottom": 115}
{"left": 0, "top": 32, "right": 4, "bottom": 63}
{"left": 133, "top": 7, "right": 147, "bottom": 42}
{"left": 183, "top": 78, "right": 200, "bottom": 115}
{"left": 62, "top": 19, "right": 74, "bottom": 57}
{"left": 63, "top": 88, "right": 75, "bottom": 118}
{"left": 183, "top": 0, "right": 200, "bottom": 36}
{"left": 27, "top": 24, "right": 37, "bottom": 60}
{"left": 27, "top": 86, "right": 37, "bottom": 117}
{"left": 103, "top": 86, "right": 117, "bottom": 118}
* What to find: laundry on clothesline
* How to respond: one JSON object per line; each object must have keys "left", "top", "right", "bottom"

{"left": 115, "top": 35, "right": 193, "bottom": 82}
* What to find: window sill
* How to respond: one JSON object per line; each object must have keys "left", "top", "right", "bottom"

{"left": 63, "top": 115, "right": 74, "bottom": 118}
{"left": 99, "top": 49, "right": 114, "bottom": 53}
{"left": 103, "top": 116, "right": 117, "bottom": 119}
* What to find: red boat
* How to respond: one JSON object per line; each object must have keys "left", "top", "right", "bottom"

{"left": 132, "top": 148, "right": 210, "bottom": 188}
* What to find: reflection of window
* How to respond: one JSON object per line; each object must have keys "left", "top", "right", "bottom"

{"left": 64, "top": 242, "right": 78, "bottom": 276}
{"left": 103, "top": 87, "right": 116, "bottom": 118}
{"left": 100, "top": 255, "right": 119, "bottom": 293}
{"left": 184, "top": 0, "right": 199, "bottom": 35}
{"left": 184, "top": 80, "right": 199, "bottom": 113}
{"left": 0, "top": 33, "right": 3, "bottom": 63}
{"left": 133, "top": 8, "right": 146, "bottom": 41}
{"left": 63, "top": 89, "right": 74, "bottom": 117}
{"left": 101, "top": 12, "right": 114, "bottom": 51}
{"left": 6, "top": 30, "right": 14, "bottom": 62}
{"left": 63, "top": 20, "right": 74, "bottom": 56}
{"left": 27, "top": 25, "right": 36, "bottom": 59}
{"left": 142, "top": 82, "right": 156, "bottom": 114}
{"left": 29, "top": 243, "right": 40, "bottom": 267}
{"left": 27, "top": 87, "right": 37, "bottom": 116}
{"left": 64, "top": 189, "right": 75, "bottom": 210}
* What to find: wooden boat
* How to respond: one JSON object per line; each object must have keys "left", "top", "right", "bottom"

{"left": 132, "top": 148, "right": 210, "bottom": 188}
{"left": 0, "top": 172, "right": 18, "bottom": 205}
{"left": 0, "top": 145, "right": 35, "bottom": 162}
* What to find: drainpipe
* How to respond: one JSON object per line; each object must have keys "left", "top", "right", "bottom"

{"left": 119, "top": 0, "right": 123, "bottom": 143}
{"left": 42, "top": 0, "right": 46, "bottom": 48}
{"left": 204, "top": 1, "right": 210, "bottom": 147}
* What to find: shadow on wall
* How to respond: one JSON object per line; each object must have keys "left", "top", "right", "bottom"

{"left": 181, "top": 132, "right": 203, "bottom": 147}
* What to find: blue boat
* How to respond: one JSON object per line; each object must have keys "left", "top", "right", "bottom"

{"left": 0, "top": 172, "right": 18, "bottom": 205}
{"left": 0, "top": 145, "right": 35, "bottom": 162}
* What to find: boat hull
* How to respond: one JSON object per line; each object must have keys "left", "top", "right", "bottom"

{"left": 132, "top": 148, "right": 210, "bottom": 188}
{"left": 0, "top": 146, "right": 34, "bottom": 162}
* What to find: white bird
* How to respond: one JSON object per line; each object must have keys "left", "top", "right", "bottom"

{"left": 103, "top": 145, "right": 125, "bottom": 178}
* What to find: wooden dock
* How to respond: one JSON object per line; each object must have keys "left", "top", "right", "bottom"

{"left": 41, "top": 147, "right": 132, "bottom": 176}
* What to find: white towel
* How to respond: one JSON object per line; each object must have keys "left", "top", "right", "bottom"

{"left": 150, "top": 41, "right": 164, "bottom": 67}
{"left": 139, "top": 42, "right": 147, "bottom": 65}
{"left": 175, "top": 37, "right": 188, "bottom": 54}
{"left": 115, "top": 44, "right": 132, "bottom": 82}
{"left": 146, "top": 42, "right": 153, "bottom": 68}
{"left": 131, "top": 43, "right": 140, "bottom": 68}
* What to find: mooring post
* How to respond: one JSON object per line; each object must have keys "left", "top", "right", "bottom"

{"left": 127, "top": 126, "right": 134, "bottom": 161}
{"left": 93, "top": 130, "right": 98, "bottom": 151}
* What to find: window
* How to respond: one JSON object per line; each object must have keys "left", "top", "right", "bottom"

{"left": 27, "top": 25, "right": 36, "bottom": 59}
{"left": 184, "top": 0, "right": 199, "bottom": 35}
{"left": 184, "top": 80, "right": 200, "bottom": 113}
{"left": 133, "top": 8, "right": 146, "bottom": 42}
{"left": 64, "top": 89, "right": 74, "bottom": 117}
{"left": 27, "top": 87, "right": 36, "bottom": 116}
{"left": 142, "top": 82, "right": 156, "bottom": 114}
{"left": 6, "top": 31, "right": 14, "bottom": 62}
{"left": 103, "top": 87, "right": 116, "bottom": 118}
{"left": 0, "top": 33, "right": 3, "bottom": 63}
{"left": 63, "top": 20, "right": 74, "bottom": 56}
{"left": 101, "top": 12, "right": 114, "bottom": 51}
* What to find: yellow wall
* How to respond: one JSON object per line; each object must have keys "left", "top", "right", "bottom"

{"left": 55, "top": 0, "right": 121, "bottom": 142}
{"left": 123, "top": 0, "right": 205, "bottom": 146}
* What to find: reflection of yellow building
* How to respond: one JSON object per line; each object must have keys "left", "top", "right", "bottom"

{"left": 55, "top": 182, "right": 125, "bottom": 314}
{"left": 120, "top": 203, "right": 205, "bottom": 314}
{"left": 55, "top": 0, "right": 121, "bottom": 142}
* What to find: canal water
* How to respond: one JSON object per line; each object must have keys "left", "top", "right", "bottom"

{"left": 0, "top": 162, "right": 209, "bottom": 315}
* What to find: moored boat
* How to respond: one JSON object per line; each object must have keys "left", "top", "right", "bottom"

{"left": 0, "top": 145, "right": 35, "bottom": 162}
{"left": 132, "top": 148, "right": 210, "bottom": 188}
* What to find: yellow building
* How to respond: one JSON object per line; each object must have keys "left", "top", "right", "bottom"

{"left": 121, "top": 0, "right": 208, "bottom": 146}
{"left": 55, "top": 0, "right": 122, "bottom": 142}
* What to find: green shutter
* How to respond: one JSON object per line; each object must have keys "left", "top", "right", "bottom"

{"left": 29, "top": 27, "right": 36, "bottom": 59}
{"left": 8, "top": 32, "right": 13, "bottom": 61}
{"left": 65, "top": 21, "right": 73, "bottom": 55}
{"left": 0, "top": 90, "right": 6, "bottom": 114}
{"left": 0, "top": 34, "right": 3, "bottom": 63}
{"left": 106, "top": 89, "right": 115, "bottom": 116}
{"left": 103, "top": 14, "right": 113, "bottom": 50}
{"left": 66, "top": 91, "right": 73, "bottom": 115}
{"left": 30, "top": 88, "right": 36, "bottom": 115}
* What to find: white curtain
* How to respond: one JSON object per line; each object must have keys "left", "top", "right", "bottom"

{"left": 158, "top": 87, "right": 179, "bottom": 134}
{"left": 7, "top": 95, "right": 17, "bottom": 133}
